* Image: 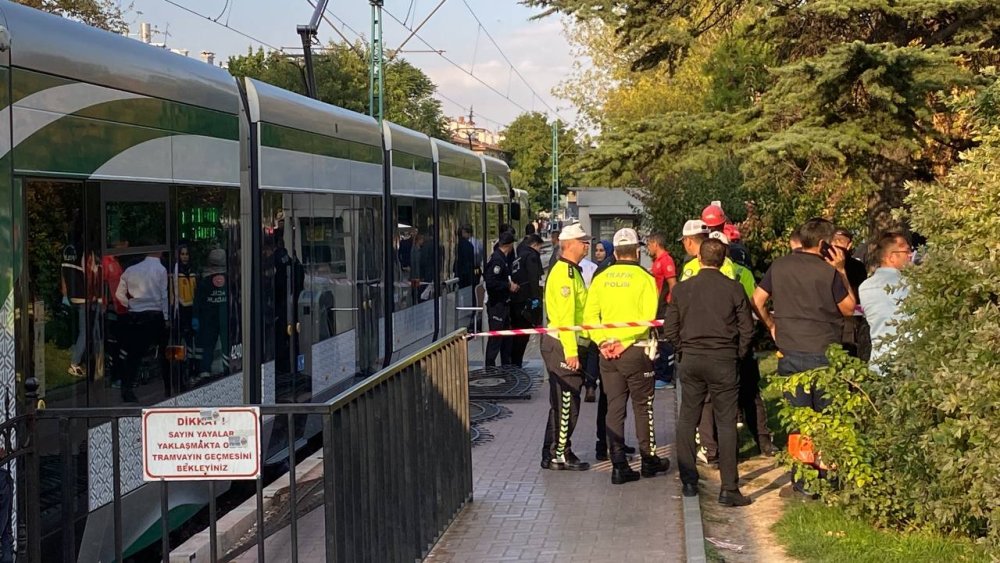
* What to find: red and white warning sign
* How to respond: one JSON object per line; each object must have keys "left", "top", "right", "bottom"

{"left": 142, "top": 407, "right": 261, "bottom": 481}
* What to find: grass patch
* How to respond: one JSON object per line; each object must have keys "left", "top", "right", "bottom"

{"left": 704, "top": 541, "right": 726, "bottom": 563}
{"left": 773, "top": 502, "right": 991, "bottom": 563}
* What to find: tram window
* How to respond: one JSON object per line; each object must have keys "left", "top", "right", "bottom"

{"left": 105, "top": 200, "right": 167, "bottom": 249}
{"left": 172, "top": 186, "right": 241, "bottom": 392}
{"left": 308, "top": 194, "right": 353, "bottom": 342}
{"left": 392, "top": 197, "right": 436, "bottom": 312}
{"left": 486, "top": 204, "right": 500, "bottom": 246}
{"left": 23, "top": 179, "right": 89, "bottom": 408}
{"left": 439, "top": 201, "right": 458, "bottom": 287}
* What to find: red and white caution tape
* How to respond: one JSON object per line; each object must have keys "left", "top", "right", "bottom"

{"left": 466, "top": 320, "right": 663, "bottom": 339}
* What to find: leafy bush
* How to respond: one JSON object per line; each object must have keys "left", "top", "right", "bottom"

{"left": 771, "top": 124, "right": 1000, "bottom": 548}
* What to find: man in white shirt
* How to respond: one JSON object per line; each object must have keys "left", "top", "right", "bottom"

{"left": 859, "top": 232, "right": 912, "bottom": 375}
{"left": 116, "top": 252, "right": 168, "bottom": 402}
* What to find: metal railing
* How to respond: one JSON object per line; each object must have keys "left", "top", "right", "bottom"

{"left": 10, "top": 329, "right": 472, "bottom": 562}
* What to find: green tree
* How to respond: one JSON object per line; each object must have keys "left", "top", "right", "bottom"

{"left": 533, "top": 0, "right": 1000, "bottom": 258}
{"left": 499, "top": 112, "right": 581, "bottom": 212}
{"left": 14, "top": 0, "right": 128, "bottom": 33}
{"left": 228, "top": 44, "right": 449, "bottom": 139}
{"left": 769, "top": 95, "right": 1000, "bottom": 546}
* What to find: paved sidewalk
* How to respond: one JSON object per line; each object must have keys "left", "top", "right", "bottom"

{"left": 232, "top": 324, "right": 685, "bottom": 562}
{"left": 426, "top": 354, "right": 685, "bottom": 562}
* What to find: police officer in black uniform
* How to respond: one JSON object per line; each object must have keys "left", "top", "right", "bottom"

{"left": 484, "top": 232, "right": 519, "bottom": 366}
{"left": 509, "top": 234, "right": 544, "bottom": 367}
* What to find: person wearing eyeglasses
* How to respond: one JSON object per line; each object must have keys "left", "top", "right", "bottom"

{"left": 859, "top": 232, "right": 913, "bottom": 375}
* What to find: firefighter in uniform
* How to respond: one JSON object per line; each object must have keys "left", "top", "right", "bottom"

{"left": 584, "top": 228, "right": 670, "bottom": 483}
{"left": 484, "top": 232, "right": 519, "bottom": 367}
{"left": 540, "top": 223, "right": 591, "bottom": 471}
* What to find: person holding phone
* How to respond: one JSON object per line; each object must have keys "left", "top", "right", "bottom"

{"left": 751, "top": 217, "right": 857, "bottom": 498}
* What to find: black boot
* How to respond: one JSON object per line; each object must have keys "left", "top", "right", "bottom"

{"left": 595, "top": 441, "right": 609, "bottom": 461}
{"left": 611, "top": 462, "right": 640, "bottom": 485}
{"left": 564, "top": 450, "right": 590, "bottom": 471}
{"left": 641, "top": 454, "right": 670, "bottom": 477}
{"left": 718, "top": 489, "right": 753, "bottom": 507}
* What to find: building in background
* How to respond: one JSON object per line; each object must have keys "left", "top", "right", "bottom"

{"left": 571, "top": 187, "right": 650, "bottom": 266}
{"left": 447, "top": 115, "right": 507, "bottom": 159}
{"left": 132, "top": 22, "right": 217, "bottom": 66}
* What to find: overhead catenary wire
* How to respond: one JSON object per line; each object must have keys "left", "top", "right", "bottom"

{"left": 380, "top": 6, "right": 537, "bottom": 117}
{"left": 159, "top": 0, "right": 504, "bottom": 130}
{"left": 158, "top": 0, "right": 282, "bottom": 51}
{"left": 459, "top": 0, "right": 563, "bottom": 120}
{"left": 314, "top": 3, "right": 506, "bottom": 131}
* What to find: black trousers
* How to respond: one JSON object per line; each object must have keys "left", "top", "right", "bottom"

{"left": 698, "top": 353, "right": 771, "bottom": 456}
{"left": 540, "top": 336, "right": 584, "bottom": 460}
{"left": 509, "top": 301, "right": 539, "bottom": 368}
{"left": 485, "top": 301, "right": 512, "bottom": 367}
{"left": 601, "top": 346, "right": 656, "bottom": 464}
{"left": 121, "top": 311, "right": 166, "bottom": 399}
{"left": 677, "top": 354, "right": 741, "bottom": 492}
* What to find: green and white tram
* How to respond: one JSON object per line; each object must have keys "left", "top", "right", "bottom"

{"left": 0, "top": 1, "right": 515, "bottom": 560}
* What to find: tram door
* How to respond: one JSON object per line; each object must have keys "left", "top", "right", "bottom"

{"left": 354, "top": 197, "right": 382, "bottom": 376}
{"left": 273, "top": 193, "right": 309, "bottom": 403}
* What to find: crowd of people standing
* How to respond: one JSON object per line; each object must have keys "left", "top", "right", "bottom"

{"left": 483, "top": 202, "right": 913, "bottom": 506}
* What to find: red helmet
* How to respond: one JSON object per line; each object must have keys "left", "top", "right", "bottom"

{"left": 723, "top": 223, "right": 742, "bottom": 242}
{"left": 701, "top": 204, "right": 726, "bottom": 228}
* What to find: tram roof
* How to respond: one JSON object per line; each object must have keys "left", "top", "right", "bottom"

{"left": 483, "top": 156, "right": 510, "bottom": 204}
{"left": 382, "top": 121, "right": 433, "bottom": 160}
{"left": 0, "top": 0, "right": 240, "bottom": 115}
{"left": 433, "top": 139, "right": 484, "bottom": 173}
{"left": 244, "top": 78, "right": 383, "bottom": 149}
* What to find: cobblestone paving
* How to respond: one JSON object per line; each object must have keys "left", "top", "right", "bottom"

{"left": 425, "top": 353, "right": 685, "bottom": 563}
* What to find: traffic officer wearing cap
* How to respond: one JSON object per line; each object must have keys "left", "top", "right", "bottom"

{"left": 540, "top": 222, "right": 591, "bottom": 471}
{"left": 484, "top": 231, "right": 519, "bottom": 367}
{"left": 584, "top": 228, "right": 670, "bottom": 484}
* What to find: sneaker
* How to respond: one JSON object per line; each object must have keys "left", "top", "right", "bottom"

{"left": 67, "top": 364, "right": 86, "bottom": 377}
{"left": 758, "top": 436, "right": 778, "bottom": 457}
{"left": 654, "top": 380, "right": 675, "bottom": 390}
{"left": 779, "top": 483, "right": 819, "bottom": 501}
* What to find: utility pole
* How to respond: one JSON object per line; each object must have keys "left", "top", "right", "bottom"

{"left": 551, "top": 121, "right": 559, "bottom": 220}
{"left": 369, "top": 0, "right": 385, "bottom": 122}
{"left": 466, "top": 106, "right": 475, "bottom": 150}
{"left": 297, "top": 0, "right": 330, "bottom": 99}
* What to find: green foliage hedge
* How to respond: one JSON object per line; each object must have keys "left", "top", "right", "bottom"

{"left": 770, "top": 120, "right": 1000, "bottom": 549}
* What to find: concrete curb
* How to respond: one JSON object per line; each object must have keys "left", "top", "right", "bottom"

{"left": 169, "top": 452, "right": 325, "bottom": 563}
{"left": 676, "top": 379, "right": 708, "bottom": 563}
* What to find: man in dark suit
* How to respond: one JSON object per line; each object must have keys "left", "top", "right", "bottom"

{"left": 665, "top": 238, "right": 754, "bottom": 507}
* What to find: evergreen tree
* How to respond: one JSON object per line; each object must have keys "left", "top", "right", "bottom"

{"left": 531, "top": 0, "right": 1000, "bottom": 255}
